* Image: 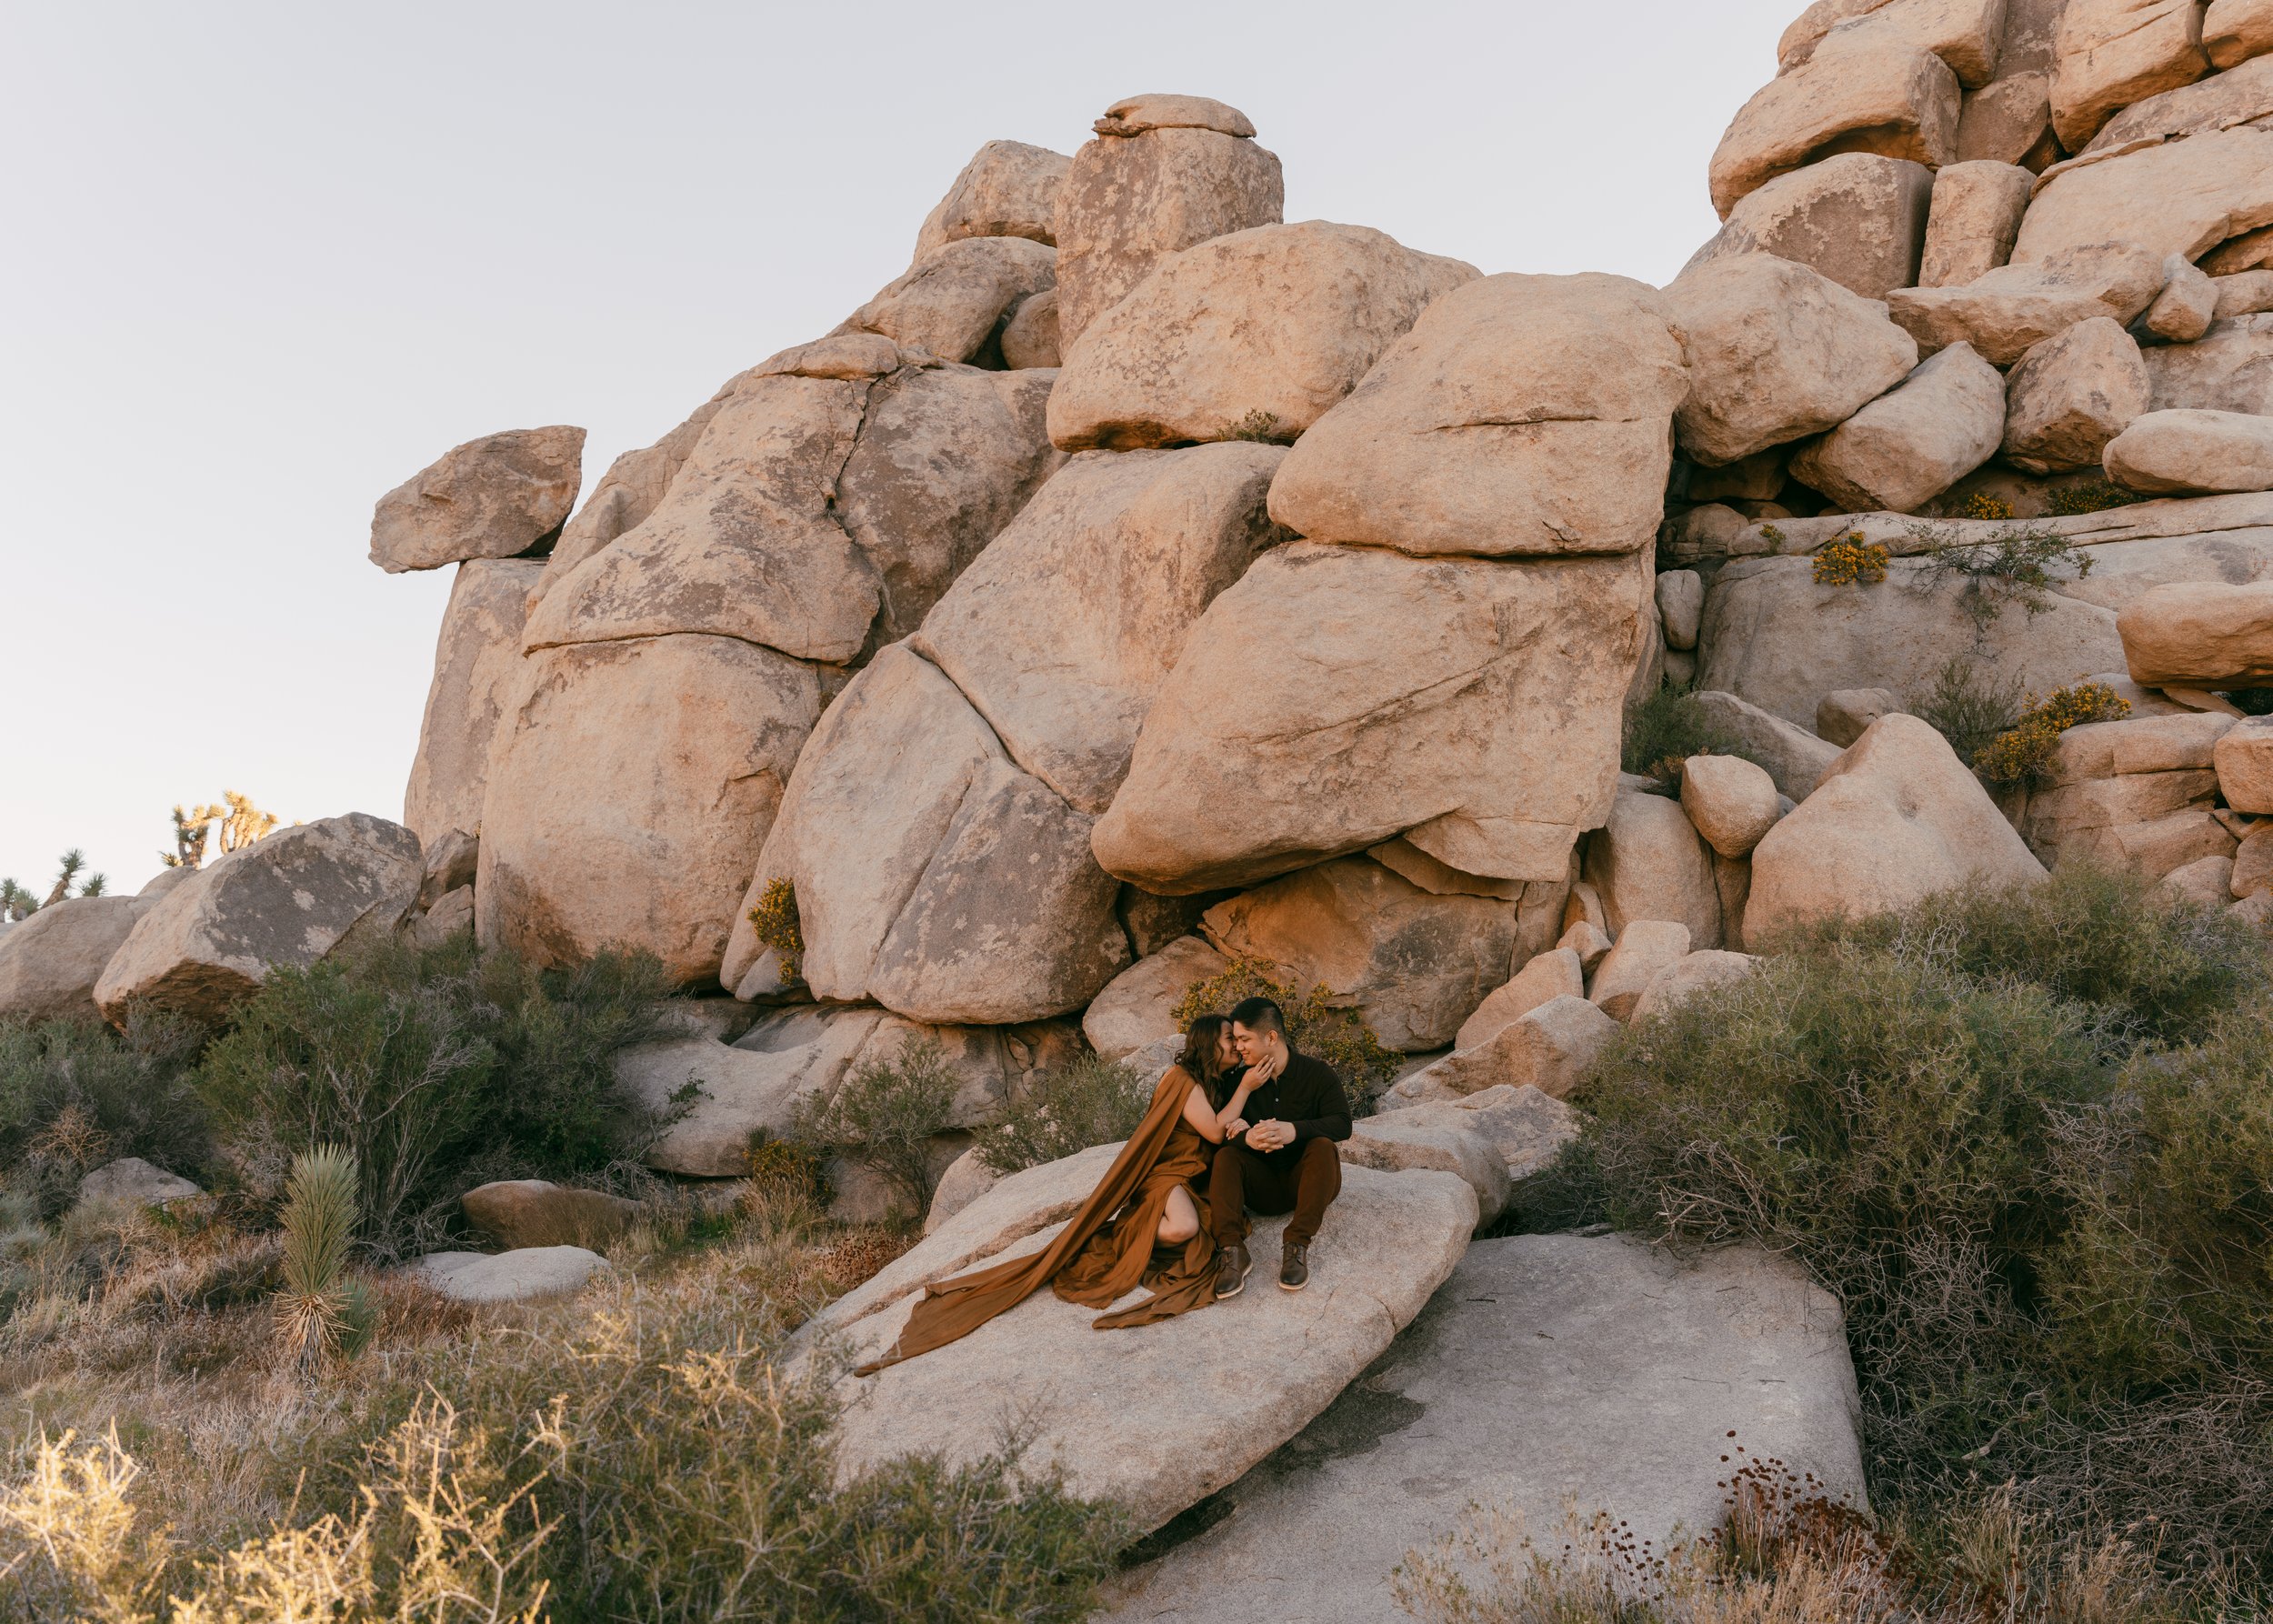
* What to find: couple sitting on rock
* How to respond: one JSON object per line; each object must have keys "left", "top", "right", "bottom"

{"left": 856, "top": 997, "right": 1352, "bottom": 1373}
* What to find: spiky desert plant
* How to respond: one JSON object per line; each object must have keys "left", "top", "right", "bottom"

{"left": 162, "top": 800, "right": 226, "bottom": 867}
{"left": 275, "top": 1145, "right": 367, "bottom": 1372}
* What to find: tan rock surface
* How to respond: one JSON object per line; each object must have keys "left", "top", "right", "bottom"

{"left": 2013, "top": 127, "right": 2273, "bottom": 264}
{"left": 1630, "top": 949, "right": 1765, "bottom": 1023}
{"left": 1342, "top": 1115, "right": 1511, "bottom": 1228}
{"left": 1199, "top": 858, "right": 1517, "bottom": 1052}
{"left": 809, "top": 1163, "right": 1475, "bottom": 1535}
{"left": 1919, "top": 159, "right": 2035, "bottom": 285}
{"left": 2051, "top": 0, "right": 2210, "bottom": 148}
{"left": 1588, "top": 919, "right": 1694, "bottom": 1020}
{"left": 460, "top": 1180, "right": 640, "bottom": 1250}
{"left": 476, "top": 634, "right": 819, "bottom": 987}
{"left": 0, "top": 896, "right": 143, "bottom": 1025}
{"left": 2140, "top": 254, "right": 2222, "bottom": 342}
{"left": 2161, "top": 851, "right": 2238, "bottom": 903}
{"left": 1047, "top": 221, "right": 1475, "bottom": 452}
{"left": 2216, "top": 717, "right": 2273, "bottom": 810}
{"left": 846, "top": 236, "right": 1057, "bottom": 365}
{"left": 1096, "top": 94, "right": 1257, "bottom": 137}
{"left": 998, "top": 288, "right": 1059, "bottom": 368}
{"left": 402, "top": 559, "right": 543, "bottom": 849}
{"left": 915, "top": 139, "right": 1070, "bottom": 255}
{"left": 2118, "top": 579, "right": 2273, "bottom": 684}
{"left": 1681, "top": 754, "right": 1786, "bottom": 858}
{"left": 1381, "top": 994, "right": 1619, "bottom": 1105}
{"left": 1267, "top": 272, "right": 1686, "bottom": 557}
{"left": 2086, "top": 51, "right": 2273, "bottom": 151}
{"left": 2208, "top": 0, "right": 2273, "bottom": 65}
{"left": 1790, "top": 341, "right": 2008, "bottom": 510}
{"left": 1092, "top": 544, "right": 1651, "bottom": 892}
{"left": 1454, "top": 948, "right": 1585, "bottom": 1050}
{"left": 368, "top": 426, "right": 584, "bottom": 575}
{"left": 1667, "top": 253, "right": 1919, "bottom": 466}
{"left": 1691, "top": 690, "right": 1847, "bottom": 798}
{"left": 1819, "top": 687, "right": 1907, "bottom": 744}
{"left": 1582, "top": 793, "right": 1723, "bottom": 947}
{"left": 1685, "top": 154, "right": 1934, "bottom": 299}
{"left": 1957, "top": 72, "right": 2060, "bottom": 167}
{"left": 2003, "top": 316, "right": 2151, "bottom": 472}
{"left": 1708, "top": 39, "right": 1961, "bottom": 217}
{"left": 913, "top": 445, "right": 1283, "bottom": 814}
{"left": 1053, "top": 108, "right": 1283, "bottom": 347}
{"left": 1082, "top": 936, "right": 1228, "bottom": 1061}
{"left": 97, "top": 815, "right": 424, "bottom": 1027}
{"left": 1748, "top": 715, "right": 2048, "bottom": 935}
{"left": 2105, "top": 407, "right": 2273, "bottom": 492}
{"left": 2217, "top": 271, "right": 2273, "bottom": 317}
{"left": 1657, "top": 569, "right": 1705, "bottom": 650}
{"left": 1372, "top": 1083, "right": 1579, "bottom": 1181}
{"left": 2232, "top": 820, "right": 2273, "bottom": 891}
{"left": 748, "top": 646, "right": 1127, "bottom": 1025}
{"left": 1809, "top": 0, "right": 2013, "bottom": 85}
{"left": 1887, "top": 241, "right": 2168, "bottom": 364}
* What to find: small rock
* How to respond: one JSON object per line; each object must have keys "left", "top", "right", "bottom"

{"left": 1588, "top": 920, "right": 1693, "bottom": 1020}
{"left": 2216, "top": 272, "right": 2273, "bottom": 321}
{"left": 1389, "top": 992, "right": 1619, "bottom": 1104}
{"left": 1372, "top": 1083, "right": 1579, "bottom": 1182}
{"left": 76, "top": 1158, "right": 201, "bottom": 1211}
{"left": 1691, "top": 691, "right": 1847, "bottom": 800}
{"left": 408, "top": 886, "right": 473, "bottom": 949}
{"left": 460, "top": 1179, "right": 640, "bottom": 1250}
{"left": 846, "top": 236, "right": 1057, "bottom": 366}
{"left": 2231, "top": 822, "right": 2273, "bottom": 896}
{"left": 913, "top": 139, "right": 1070, "bottom": 256}
{"left": 2160, "top": 853, "right": 2238, "bottom": 907}
{"left": 368, "top": 426, "right": 585, "bottom": 575}
{"left": 1956, "top": 72, "right": 2059, "bottom": 168}
{"left": 1680, "top": 755, "right": 1784, "bottom": 859}
{"left": 2104, "top": 408, "right": 2273, "bottom": 496}
{"left": 998, "top": 288, "right": 1060, "bottom": 368}
{"left": 2218, "top": 717, "right": 2273, "bottom": 813}
{"left": 407, "top": 1247, "right": 609, "bottom": 1304}
{"left": 2138, "top": 255, "right": 2220, "bottom": 344}
{"left": 1708, "top": 37, "right": 1959, "bottom": 217}
{"left": 923, "top": 1147, "right": 1003, "bottom": 1235}
{"left": 1630, "top": 949, "right": 1763, "bottom": 1023}
{"left": 2002, "top": 316, "right": 2150, "bottom": 474}
{"left": 1818, "top": 687, "right": 1904, "bottom": 746}
{"left": 1555, "top": 918, "right": 1614, "bottom": 975}
{"left": 2049, "top": 0, "right": 2212, "bottom": 150}
{"left": 1657, "top": 570, "right": 1704, "bottom": 651}
{"left": 1457, "top": 947, "right": 1586, "bottom": 1053}
{"left": 1918, "top": 159, "right": 2033, "bottom": 286}
{"left": 1343, "top": 1115, "right": 1510, "bottom": 1229}
{"left": 416, "top": 827, "right": 478, "bottom": 909}
{"left": 1583, "top": 791, "right": 1722, "bottom": 946}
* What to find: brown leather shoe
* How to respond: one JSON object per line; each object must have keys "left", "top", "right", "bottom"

{"left": 1279, "top": 1241, "right": 1310, "bottom": 1291}
{"left": 1215, "top": 1243, "right": 1250, "bottom": 1298}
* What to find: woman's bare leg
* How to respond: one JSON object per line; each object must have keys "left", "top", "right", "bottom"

{"left": 1157, "top": 1184, "right": 1200, "bottom": 1245}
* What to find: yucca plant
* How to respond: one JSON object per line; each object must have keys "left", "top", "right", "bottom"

{"left": 275, "top": 1145, "right": 370, "bottom": 1371}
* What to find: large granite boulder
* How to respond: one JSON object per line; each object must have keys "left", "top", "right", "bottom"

{"left": 1053, "top": 95, "right": 1284, "bottom": 348}
{"left": 1779, "top": 0, "right": 2010, "bottom": 85}
{"left": 1046, "top": 222, "right": 1475, "bottom": 451}
{"left": 476, "top": 634, "right": 819, "bottom": 987}
{"left": 1919, "top": 158, "right": 2033, "bottom": 286}
{"left": 2012, "top": 127, "right": 2273, "bottom": 265}
{"left": 745, "top": 646, "right": 1127, "bottom": 1025}
{"left": 1666, "top": 253, "right": 1919, "bottom": 466}
{"left": 1082, "top": 936, "right": 1227, "bottom": 1062}
{"left": 796, "top": 1157, "right": 1476, "bottom": 1535}
{"left": 2083, "top": 51, "right": 2273, "bottom": 152}
{"left": 1370, "top": 1082, "right": 1580, "bottom": 1181}
{"left": 1198, "top": 857, "right": 1518, "bottom": 1052}
{"left": 1956, "top": 70, "right": 2061, "bottom": 170}
{"left": 1581, "top": 791, "right": 1723, "bottom": 947}
{"left": 1103, "top": 1234, "right": 1867, "bottom": 1624}
{"left": 845, "top": 236, "right": 1057, "bottom": 365}
{"left": 2118, "top": 579, "right": 2273, "bottom": 685}
{"left": 0, "top": 896, "right": 145, "bottom": 1025}
{"left": 1092, "top": 544, "right": 1652, "bottom": 893}
{"left": 460, "top": 1179, "right": 640, "bottom": 1250}
{"left": 368, "top": 426, "right": 584, "bottom": 574}
{"left": 2105, "top": 407, "right": 2273, "bottom": 494}
{"left": 1386, "top": 994, "right": 1619, "bottom": 1104}
{"left": 401, "top": 558, "right": 544, "bottom": 849}
{"left": 1887, "top": 241, "right": 2168, "bottom": 365}
{"left": 1685, "top": 153, "right": 1934, "bottom": 299}
{"left": 1749, "top": 715, "right": 2048, "bottom": 934}
{"left": 2147, "top": 314, "right": 2273, "bottom": 415}
{"left": 1708, "top": 36, "right": 1960, "bottom": 216}
{"left": 2049, "top": 0, "right": 2211, "bottom": 149}
{"left": 95, "top": 815, "right": 423, "bottom": 1027}
{"left": 911, "top": 445, "right": 1285, "bottom": 814}
{"left": 1788, "top": 340, "right": 2007, "bottom": 511}
{"left": 912, "top": 139, "right": 1071, "bottom": 257}
{"left": 1267, "top": 272, "right": 1687, "bottom": 558}
{"left": 2001, "top": 316, "right": 2151, "bottom": 473}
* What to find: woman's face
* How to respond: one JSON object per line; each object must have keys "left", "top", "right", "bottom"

{"left": 1215, "top": 1027, "right": 1240, "bottom": 1069}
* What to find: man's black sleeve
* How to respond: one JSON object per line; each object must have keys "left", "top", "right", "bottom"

{"left": 1288, "top": 1060, "right": 1352, "bottom": 1145}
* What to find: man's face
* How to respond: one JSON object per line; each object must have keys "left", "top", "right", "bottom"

{"left": 1232, "top": 1022, "right": 1270, "bottom": 1066}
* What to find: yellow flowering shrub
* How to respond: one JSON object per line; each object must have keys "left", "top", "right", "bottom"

{"left": 1973, "top": 680, "right": 2132, "bottom": 785}
{"left": 746, "top": 877, "right": 804, "bottom": 982}
{"left": 1959, "top": 491, "right": 2015, "bottom": 521}
{"left": 1811, "top": 536, "right": 1889, "bottom": 586}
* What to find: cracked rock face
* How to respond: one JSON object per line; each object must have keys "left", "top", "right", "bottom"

{"left": 402, "top": 558, "right": 546, "bottom": 850}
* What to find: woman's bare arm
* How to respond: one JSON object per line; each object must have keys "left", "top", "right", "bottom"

{"left": 1183, "top": 1083, "right": 1229, "bottom": 1144}
{"left": 1210, "top": 1074, "right": 1262, "bottom": 1137}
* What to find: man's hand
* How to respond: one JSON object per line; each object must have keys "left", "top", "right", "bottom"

{"left": 1244, "top": 1119, "right": 1296, "bottom": 1153}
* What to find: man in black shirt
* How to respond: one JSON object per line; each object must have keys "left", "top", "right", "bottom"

{"left": 1208, "top": 996, "right": 1351, "bottom": 1296}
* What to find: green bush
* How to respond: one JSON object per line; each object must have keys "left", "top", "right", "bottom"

{"left": 194, "top": 932, "right": 674, "bottom": 1258}
{"left": 0, "top": 1012, "right": 206, "bottom": 1218}
{"left": 1908, "top": 657, "right": 2022, "bottom": 767}
{"left": 790, "top": 1036, "right": 958, "bottom": 1217}
{"left": 974, "top": 1050, "right": 1151, "bottom": 1176}
{"left": 1560, "top": 868, "right": 2273, "bottom": 1583}
{"left": 1908, "top": 523, "right": 2095, "bottom": 627}
{"left": 1622, "top": 681, "right": 1756, "bottom": 779}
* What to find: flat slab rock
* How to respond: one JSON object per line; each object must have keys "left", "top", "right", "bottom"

{"left": 1105, "top": 1233, "right": 1867, "bottom": 1623}
{"left": 406, "top": 1246, "right": 609, "bottom": 1304}
{"left": 796, "top": 1156, "right": 1477, "bottom": 1534}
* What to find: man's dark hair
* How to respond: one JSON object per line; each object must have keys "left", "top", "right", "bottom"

{"left": 1228, "top": 997, "right": 1285, "bottom": 1036}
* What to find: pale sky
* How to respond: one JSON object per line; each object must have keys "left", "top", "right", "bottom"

{"left": 2, "top": 0, "right": 1795, "bottom": 897}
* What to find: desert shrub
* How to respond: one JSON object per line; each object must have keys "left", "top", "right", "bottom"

{"left": 744, "top": 876, "right": 804, "bottom": 983}
{"left": 1909, "top": 657, "right": 2023, "bottom": 767}
{"left": 1172, "top": 955, "right": 1401, "bottom": 1107}
{"left": 790, "top": 1035, "right": 958, "bottom": 1217}
{"left": 1957, "top": 490, "right": 2015, "bottom": 521}
{"left": 0, "top": 1012, "right": 207, "bottom": 1218}
{"left": 1565, "top": 870, "right": 2273, "bottom": 1586}
{"left": 1622, "top": 681, "right": 1755, "bottom": 780}
{"left": 195, "top": 934, "right": 675, "bottom": 1258}
{"left": 1908, "top": 523, "right": 2095, "bottom": 627}
{"left": 272, "top": 1146, "right": 369, "bottom": 1372}
{"left": 1810, "top": 535, "right": 1888, "bottom": 586}
{"left": 973, "top": 1050, "right": 1151, "bottom": 1175}
{"left": 1222, "top": 407, "right": 1287, "bottom": 442}
{"left": 2044, "top": 477, "right": 2140, "bottom": 516}
{"left": 1970, "top": 679, "right": 2132, "bottom": 786}
{"left": 744, "top": 1131, "right": 831, "bottom": 1208}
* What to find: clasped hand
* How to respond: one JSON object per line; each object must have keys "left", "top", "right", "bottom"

{"left": 1241, "top": 1118, "right": 1296, "bottom": 1152}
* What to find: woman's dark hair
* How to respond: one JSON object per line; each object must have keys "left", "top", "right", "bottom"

{"left": 1178, "top": 1014, "right": 1235, "bottom": 1105}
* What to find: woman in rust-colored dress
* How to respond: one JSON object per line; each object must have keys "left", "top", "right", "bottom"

{"left": 856, "top": 1015, "right": 1278, "bottom": 1373}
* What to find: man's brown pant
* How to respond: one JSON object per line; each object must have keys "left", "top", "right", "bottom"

{"left": 1209, "top": 1138, "right": 1341, "bottom": 1250}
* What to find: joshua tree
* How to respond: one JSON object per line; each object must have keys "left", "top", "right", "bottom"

{"left": 2, "top": 854, "right": 108, "bottom": 919}
{"left": 162, "top": 791, "right": 281, "bottom": 868}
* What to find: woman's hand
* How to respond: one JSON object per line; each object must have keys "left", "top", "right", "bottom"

{"left": 1227, "top": 1118, "right": 1249, "bottom": 1140}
